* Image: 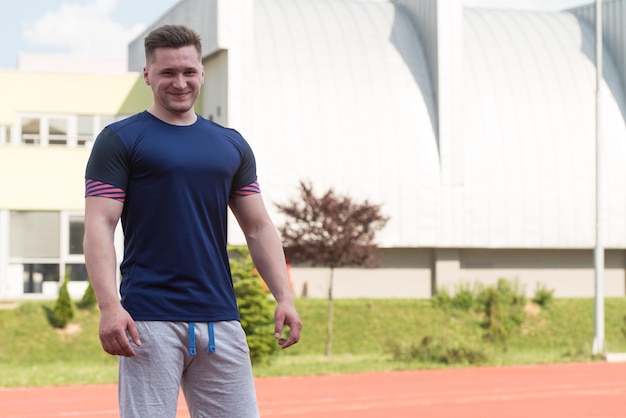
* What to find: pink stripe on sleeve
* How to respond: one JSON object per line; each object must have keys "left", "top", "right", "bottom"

{"left": 85, "top": 179, "right": 126, "bottom": 203}
{"left": 230, "top": 181, "right": 261, "bottom": 199}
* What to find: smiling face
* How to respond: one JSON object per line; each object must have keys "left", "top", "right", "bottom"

{"left": 143, "top": 45, "right": 205, "bottom": 125}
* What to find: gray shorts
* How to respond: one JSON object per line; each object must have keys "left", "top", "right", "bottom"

{"left": 118, "top": 320, "right": 259, "bottom": 418}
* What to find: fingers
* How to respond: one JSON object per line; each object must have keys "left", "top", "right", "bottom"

{"left": 127, "top": 320, "right": 142, "bottom": 347}
{"left": 274, "top": 305, "right": 302, "bottom": 350}
{"left": 278, "top": 320, "right": 301, "bottom": 349}
{"left": 274, "top": 316, "right": 285, "bottom": 341}
{"left": 100, "top": 329, "right": 137, "bottom": 357}
{"left": 99, "top": 310, "right": 139, "bottom": 357}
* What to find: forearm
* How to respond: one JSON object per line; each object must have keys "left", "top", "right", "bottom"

{"left": 246, "top": 222, "right": 293, "bottom": 304}
{"left": 230, "top": 193, "right": 302, "bottom": 347}
{"left": 84, "top": 224, "right": 121, "bottom": 311}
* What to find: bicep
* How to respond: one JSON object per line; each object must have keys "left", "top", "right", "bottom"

{"left": 229, "top": 194, "right": 270, "bottom": 235}
{"left": 85, "top": 196, "right": 123, "bottom": 232}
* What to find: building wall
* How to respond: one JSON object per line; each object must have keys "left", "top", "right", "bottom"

{"left": 202, "top": 50, "right": 229, "bottom": 125}
{"left": 392, "top": 0, "right": 465, "bottom": 186}
{"left": 121, "top": 0, "right": 626, "bottom": 302}
{"left": 0, "top": 71, "right": 142, "bottom": 126}
{"left": 459, "top": 8, "right": 626, "bottom": 249}
{"left": 569, "top": 0, "right": 626, "bottom": 119}
{"left": 0, "top": 147, "right": 89, "bottom": 210}
{"left": 247, "top": 0, "right": 440, "bottom": 248}
{"left": 291, "top": 248, "right": 626, "bottom": 299}
{"left": 0, "top": 70, "right": 142, "bottom": 300}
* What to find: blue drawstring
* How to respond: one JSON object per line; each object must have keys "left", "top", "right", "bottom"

{"left": 207, "top": 322, "right": 216, "bottom": 353}
{"left": 189, "top": 322, "right": 197, "bottom": 355}
{"left": 189, "top": 322, "right": 215, "bottom": 355}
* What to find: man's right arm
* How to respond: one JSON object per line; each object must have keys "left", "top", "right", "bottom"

{"left": 84, "top": 196, "right": 140, "bottom": 357}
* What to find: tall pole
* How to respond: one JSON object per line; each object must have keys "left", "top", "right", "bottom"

{"left": 592, "top": 0, "right": 604, "bottom": 356}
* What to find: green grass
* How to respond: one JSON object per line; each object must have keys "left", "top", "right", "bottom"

{"left": 1, "top": 297, "right": 626, "bottom": 387}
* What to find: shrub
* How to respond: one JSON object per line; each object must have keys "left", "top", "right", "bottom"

{"left": 431, "top": 287, "right": 453, "bottom": 309}
{"left": 229, "top": 246, "right": 279, "bottom": 365}
{"left": 480, "top": 287, "right": 508, "bottom": 346}
{"left": 452, "top": 282, "right": 480, "bottom": 311}
{"left": 478, "top": 278, "right": 527, "bottom": 347}
{"left": 386, "top": 336, "right": 488, "bottom": 365}
{"left": 77, "top": 281, "right": 97, "bottom": 311}
{"left": 51, "top": 276, "right": 75, "bottom": 328}
{"left": 532, "top": 282, "right": 555, "bottom": 308}
{"left": 433, "top": 282, "right": 483, "bottom": 311}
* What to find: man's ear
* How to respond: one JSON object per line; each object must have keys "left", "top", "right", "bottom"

{"left": 143, "top": 67, "right": 150, "bottom": 85}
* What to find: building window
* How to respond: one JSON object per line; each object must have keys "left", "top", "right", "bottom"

{"left": 21, "top": 117, "right": 41, "bottom": 145}
{"left": 9, "top": 211, "right": 60, "bottom": 258}
{"left": 77, "top": 115, "right": 95, "bottom": 146}
{"left": 13, "top": 114, "right": 127, "bottom": 148}
{"left": 23, "top": 264, "right": 59, "bottom": 293}
{"left": 49, "top": 117, "right": 68, "bottom": 146}
{"left": 69, "top": 215, "right": 85, "bottom": 255}
{"left": 9, "top": 211, "right": 89, "bottom": 294}
{"left": 65, "top": 263, "right": 88, "bottom": 282}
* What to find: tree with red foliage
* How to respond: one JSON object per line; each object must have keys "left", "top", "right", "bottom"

{"left": 275, "top": 180, "right": 389, "bottom": 356}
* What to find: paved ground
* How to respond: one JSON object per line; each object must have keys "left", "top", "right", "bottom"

{"left": 1, "top": 362, "right": 625, "bottom": 417}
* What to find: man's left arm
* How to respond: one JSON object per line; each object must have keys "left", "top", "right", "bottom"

{"left": 229, "top": 193, "right": 302, "bottom": 349}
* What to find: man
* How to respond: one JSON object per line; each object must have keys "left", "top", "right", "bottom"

{"left": 83, "top": 24, "right": 301, "bottom": 418}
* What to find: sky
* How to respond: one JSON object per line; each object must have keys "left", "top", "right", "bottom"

{"left": 0, "top": 0, "right": 594, "bottom": 71}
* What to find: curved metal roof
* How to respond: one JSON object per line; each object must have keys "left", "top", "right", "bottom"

{"left": 250, "top": 0, "right": 440, "bottom": 246}
{"left": 248, "top": 2, "right": 626, "bottom": 248}
{"left": 461, "top": 9, "right": 626, "bottom": 247}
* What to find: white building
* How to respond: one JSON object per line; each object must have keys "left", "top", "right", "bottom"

{"left": 1, "top": 0, "right": 625, "bottom": 300}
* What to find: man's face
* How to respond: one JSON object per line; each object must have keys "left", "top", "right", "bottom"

{"left": 143, "top": 45, "right": 205, "bottom": 119}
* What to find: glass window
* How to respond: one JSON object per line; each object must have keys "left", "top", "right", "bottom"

{"left": 77, "top": 115, "right": 94, "bottom": 146}
{"left": 49, "top": 118, "right": 68, "bottom": 146}
{"left": 23, "top": 264, "right": 59, "bottom": 293}
{"left": 10, "top": 211, "right": 60, "bottom": 258}
{"left": 21, "top": 117, "right": 40, "bottom": 145}
{"left": 66, "top": 264, "right": 88, "bottom": 282}
{"left": 69, "top": 215, "right": 84, "bottom": 255}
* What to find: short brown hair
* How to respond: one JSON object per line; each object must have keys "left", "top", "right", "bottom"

{"left": 144, "top": 24, "right": 202, "bottom": 64}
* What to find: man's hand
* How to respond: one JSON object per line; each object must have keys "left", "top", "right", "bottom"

{"left": 98, "top": 305, "right": 141, "bottom": 357}
{"left": 274, "top": 302, "right": 302, "bottom": 349}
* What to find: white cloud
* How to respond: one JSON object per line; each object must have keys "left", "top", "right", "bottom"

{"left": 21, "top": 0, "right": 146, "bottom": 58}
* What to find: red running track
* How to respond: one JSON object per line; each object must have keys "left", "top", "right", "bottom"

{"left": 1, "top": 362, "right": 625, "bottom": 417}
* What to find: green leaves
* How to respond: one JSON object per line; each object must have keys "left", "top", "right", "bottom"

{"left": 229, "top": 246, "right": 279, "bottom": 364}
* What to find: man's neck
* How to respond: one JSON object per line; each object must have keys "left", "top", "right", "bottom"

{"left": 147, "top": 106, "right": 197, "bottom": 126}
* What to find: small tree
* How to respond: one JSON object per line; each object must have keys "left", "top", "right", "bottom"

{"left": 51, "top": 276, "right": 75, "bottom": 328}
{"left": 77, "top": 280, "right": 97, "bottom": 311}
{"left": 229, "top": 246, "right": 279, "bottom": 364}
{"left": 276, "top": 180, "right": 389, "bottom": 356}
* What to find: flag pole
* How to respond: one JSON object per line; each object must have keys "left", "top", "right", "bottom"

{"left": 592, "top": 0, "right": 605, "bottom": 356}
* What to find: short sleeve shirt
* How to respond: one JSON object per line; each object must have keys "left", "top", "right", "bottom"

{"left": 85, "top": 111, "right": 259, "bottom": 322}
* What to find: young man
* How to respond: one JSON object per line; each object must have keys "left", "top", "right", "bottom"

{"left": 83, "top": 24, "right": 301, "bottom": 418}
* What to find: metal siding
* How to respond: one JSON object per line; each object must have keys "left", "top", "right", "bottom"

{"left": 462, "top": 9, "right": 626, "bottom": 248}
{"left": 568, "top": 0, "right": 626, "bottom": 116}
{"left": 391, "top": 0, "right": 439, "bottom": 103}
{"left": 250, "top": 0, "right": 439, "bottom": 247}
{"left": 566, "top": 0, "right": 626, "bottom": 249}
{"left": 128, "top": 0, "right": 219, "bottom": 72}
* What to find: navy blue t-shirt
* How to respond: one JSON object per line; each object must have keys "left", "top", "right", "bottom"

{"left": 85, "top": 111, "right": 259, "bottom": 322}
